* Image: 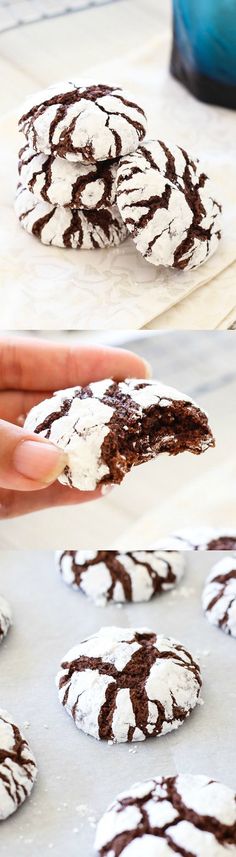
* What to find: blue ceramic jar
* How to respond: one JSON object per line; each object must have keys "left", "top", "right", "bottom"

{"left": 171, "top": 0, "right": 236, "bottom": 108}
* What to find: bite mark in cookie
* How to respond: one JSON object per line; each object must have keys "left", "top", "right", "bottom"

{"left": 24, "top": 378, "right": 215, "bottom": 491}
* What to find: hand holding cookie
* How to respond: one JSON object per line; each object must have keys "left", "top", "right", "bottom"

{"left": 0, "top": 337, "right": 149, "bottom": 518}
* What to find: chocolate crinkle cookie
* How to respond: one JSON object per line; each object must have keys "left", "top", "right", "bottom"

{"left": 94, "top": 773, "right": 236, "bottom": 855}
{"left": 24, "top": 378, "right": 215, "bottom": 491}
{"left": 56, "top": 550, "right": 185, "bottom": 605}
{"left": 18, "top": 81, "right": 147, "bottom": 163}
{"left": 0, "top": 596, "right": 12, "bottom": 643}
{"left": 152, "top": 527, "right": 236, "bottom": 551}
{"left": 116, "top": 139, "right": 222, "bottom": 270}
{"left": 56, "top": 626, "right": 201, "bottom": 743}
{"left": 18, "top": 143, "right": 119, "bottom": 209}
{"left": 202, "top": 556, "right": 236, "bottom": 637}
{"left": 0, "top": 709, "right": 37, "bottom": 820}
{"left": 14, "top": 183, "right": 127, "bottom": 249}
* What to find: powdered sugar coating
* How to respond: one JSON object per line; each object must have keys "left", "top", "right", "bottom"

{"left": 0, "top": 709, "right": 37, "bottom": 819}
{"left": 202, "top": 556, "right": 236, "bottom": 637}
{"left": 18, "top": 81, "right": 147, "bottom": 163}
{"left": 152, "top": 528, "right": 236, "bottom": 551}
{"left": 56, "top": 550, "right": 185, "bottom": 605}
{"left": 24, "top": 378, "right": 214, "bottom": 491}
{"left": 116, "top": 139, "right": 222, "bottom": 271}
{"left": 15, "top": 183, "right": 127, "bottom": 249}
{"left": 56, "top": 626, "right": 201, "bottom": 743}
{"left": 0, "top": 596, "right": 12, "bottom": 643}
{"left": 94, "top": 773, "right": 236, "bottom": 855}
{"left": 18, "top": 143, "right": 118, "bottom": 209}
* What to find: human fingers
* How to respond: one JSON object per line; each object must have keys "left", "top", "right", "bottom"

{"left": 0, "top": 482, "right": 105, "bottom": 519}
{"left": 0, "top": 391, "right": 50, "bottom": 424}
{"left": 0, "top": 337, "right": 151, "bottom": 391}
{"left": 0, "top": 419, "right": 67, "bottom": 491}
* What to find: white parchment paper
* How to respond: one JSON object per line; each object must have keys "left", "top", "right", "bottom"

{"left": 0, "top": 549, "right": 235, "bottom": 855}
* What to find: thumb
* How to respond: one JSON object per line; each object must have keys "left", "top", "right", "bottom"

{"left": 0, "top": 419, "right": 67, "bottom": 491}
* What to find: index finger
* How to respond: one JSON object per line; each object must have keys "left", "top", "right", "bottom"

{"left": 0, "top": 338, "right": 151, "bottom": 392}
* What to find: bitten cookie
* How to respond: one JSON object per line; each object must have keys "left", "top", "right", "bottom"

{"left": 152, "top": 528, "right": 236, "bottom": 551}
{"left": 0, "top": 596, "right": 12, "bottom": 643}
{"left": 18, "top": 81, "right": 147, "bottom": 163}
{"left": 116, "top": 139, "right": 222, "bottom": 270}
{"left": 94, "top": 773, "right": 236, "bottom": 855}
{"left": 15, "top": 184, "right": 127, "bottom": 249}
{"left": 0, "top": 709, "right": 37, "bottom": 819}
{"left": 202, "top": 556, "right": 236, "bottom": 637}
{"left": 56, "top": 626, "right": 201, "bottom": 743}
{"left": 18, "top": 143, "right": 118, "bottom": 209}
{"left": 56, "top": 550, "right": 185, "bottom": 605}
{"left": 24, "top": 378, "right": 215, "bottom": 491}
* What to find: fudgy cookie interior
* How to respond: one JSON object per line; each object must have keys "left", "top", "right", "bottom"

{"left": 100, "top": 392, "right": 215, "bottom": 484}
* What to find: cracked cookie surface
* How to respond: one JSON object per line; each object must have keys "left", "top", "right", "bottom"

{"left": 202, "top": 556, "right": 236, "bottom": 637}
{"left": 15, "top": 183, "right": 127, "bottom": 249}
{"left": 0, "top": 596, "right": 12, "bottom": 643}
{"left": 116, "top": 139, "right": 222, "bottom": 270}
{"left": 18, "top": 143, "right": 119, "bottom": 209}
{"left": 94, "top": 773, "right": 236, "bottom": 855}
{"left": 18, "top": 81, "right": 147, "bottom": 163}
{"left": 56, "top": 627, "right": 202, "bottom": 743}
{"left": 56, "top": 550, "right": 185, "bottom": 605}
{"left": 24, "top": 378, "right": 215, "bottom": 491}
{"left": 152, "top": 528, "right": 236, "bottom": 551}
{"left": 0, "top": 709, "right": 37, "bottom": 819}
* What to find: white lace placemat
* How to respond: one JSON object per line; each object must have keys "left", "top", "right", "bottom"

{"left": 0, "top": 33, "right": 235, "bottom": 329}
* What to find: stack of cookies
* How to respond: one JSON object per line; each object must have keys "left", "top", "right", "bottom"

{"left": 15, "top": 81, "right": 147, "bottom": 251}
{"left": 15, "top": 79, "right": 222, "bottom": 271}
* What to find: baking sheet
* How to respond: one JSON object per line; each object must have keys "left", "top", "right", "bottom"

{"left": 0, "top": 549, "right": 235, "bottom": 855}
{"left": 1, "top": 34, "right": 236, "bottom": 329}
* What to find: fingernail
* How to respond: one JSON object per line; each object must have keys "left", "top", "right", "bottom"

{"left": 143, "top": 360, "right": 152, "bottom": 379}
{"left": 14, "top": 441, "right": 67, "bottom": 484}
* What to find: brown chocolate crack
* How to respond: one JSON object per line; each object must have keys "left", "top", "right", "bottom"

{"left": 205, "top": 568, "right": 236, "bottom": 633}
{"left": 19, "top": 84, "right": 146, "bottom": 162}
{"left": 29, "top": 381, "right": 215, "bottom": 487}
{"left": 18, "top": 145, "right": 119, "bottom": 209}
{"left": 117, "top": 141, "right": 221, "bottom": 270}
{"left": 58, "top": 550, "right": 177, "bottom": 601}
{"left": 206, "top": 537, "right": 236, "bottom": 550}
{"left": 59, "top": 633, "right": 201, "bottom": 742}
{"left": 97, "top": 775, "right": 236, "bottom": 856}
{"left": 0, "top": 714, "right": 36, "bottom": 806}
